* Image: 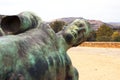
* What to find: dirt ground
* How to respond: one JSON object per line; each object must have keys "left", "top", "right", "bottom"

{"left": 67, "top": 47, "right": 120, "bottom": 80}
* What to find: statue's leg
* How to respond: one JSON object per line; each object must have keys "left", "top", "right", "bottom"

{"left": 73, "top": 67, "right": 79, "bottom": 80}
{"left": 65, "top": 54, "right": 79, "bottom": 80}
{"left": 65, "top": 65, "right": 79, "bottom": 80}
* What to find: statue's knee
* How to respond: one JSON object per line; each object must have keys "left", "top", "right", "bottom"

{"left": 73, "top": 67, "right": 79, "bottom": 80}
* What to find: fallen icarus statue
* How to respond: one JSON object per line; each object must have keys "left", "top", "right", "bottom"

{"left": 0, "top": 12, "right": 92, "bottom": 80}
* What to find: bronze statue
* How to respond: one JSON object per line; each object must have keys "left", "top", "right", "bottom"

{"left": 0, "top": 12, "right": 92, "bottom": 80}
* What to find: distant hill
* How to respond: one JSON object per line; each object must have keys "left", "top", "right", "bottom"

{"left": 58, "top": 17, "right": 84, "bottom": 24}
{"left": 107, "top": 22, "right": 120, "bottom": 29}
{"left": 87, "top": 20, "right": 105, "bottom": 31}
{"left": 51, "top": 17, "right": 120, "bottom": 31}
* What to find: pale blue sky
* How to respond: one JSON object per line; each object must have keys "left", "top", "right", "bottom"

{"left": 0, "top": 0, "right": 120, "bottom": 22}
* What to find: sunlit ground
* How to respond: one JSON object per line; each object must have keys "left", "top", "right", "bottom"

{"left": 67, "top": 47, "right": 120, "bottom": 80}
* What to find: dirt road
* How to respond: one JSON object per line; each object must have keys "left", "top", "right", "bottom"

{"left": 67, "top": 47, "right": 120, "bottom": 80}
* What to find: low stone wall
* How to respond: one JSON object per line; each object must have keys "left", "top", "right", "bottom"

{"left": 80, "top": 42, "right": 120, "bottom": 48}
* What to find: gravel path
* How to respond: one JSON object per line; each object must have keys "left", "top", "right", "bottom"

{"left": 67, "top": 47, "right": 120, "bottom": 80}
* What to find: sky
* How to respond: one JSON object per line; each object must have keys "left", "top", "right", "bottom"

{"left": 0, "top": 0, "right": 120, "bottom": 22}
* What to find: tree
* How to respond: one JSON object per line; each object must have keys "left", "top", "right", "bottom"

{"left": 49, "top": 20, "right": 66, "bottom": 33}
{"left": 111, "top": 31, "right": 120, "bottom": 42}
{"left": 87, "top": 30, "right": 96, "bottom": 41}
{"left": 96, "top": 24, "right": 113, "bottom": 41}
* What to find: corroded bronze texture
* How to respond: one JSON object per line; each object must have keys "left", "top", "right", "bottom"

{"left": 1, "top": 12, "right": 42, "bottom": 35}
{"left": 0, "top": 12, "right": 92, "bottom": 80}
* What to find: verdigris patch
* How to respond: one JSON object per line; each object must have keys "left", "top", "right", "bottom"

{"left": 0, "top": 12, "right": 92, "bottom": 80}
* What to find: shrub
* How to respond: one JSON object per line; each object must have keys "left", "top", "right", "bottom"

{"left": 87, "top": 30, "right": 96, "bottom": 41}
{"left": 96, "top": 24, "right": 113, "bottom": 41}
{"left": 49, "top": 20, "right": 66, "bottom": 33}
{"left": 111, "top": 31, "right": 120, "bottom": 42}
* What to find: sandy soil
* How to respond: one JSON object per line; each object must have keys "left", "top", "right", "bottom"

{"left": 67, "top": 47, "right": 120, "bottom": 80}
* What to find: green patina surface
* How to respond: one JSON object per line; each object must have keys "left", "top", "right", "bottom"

{"left": 0, "top": 12, "right": 92, "bottom": 80}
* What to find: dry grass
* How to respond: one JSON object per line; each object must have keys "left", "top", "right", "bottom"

{"left": 67, "top": 47, "right": 120, "bottom": 80}
{"left": 80, "top": 42, "right": 120, "bottom": 48}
